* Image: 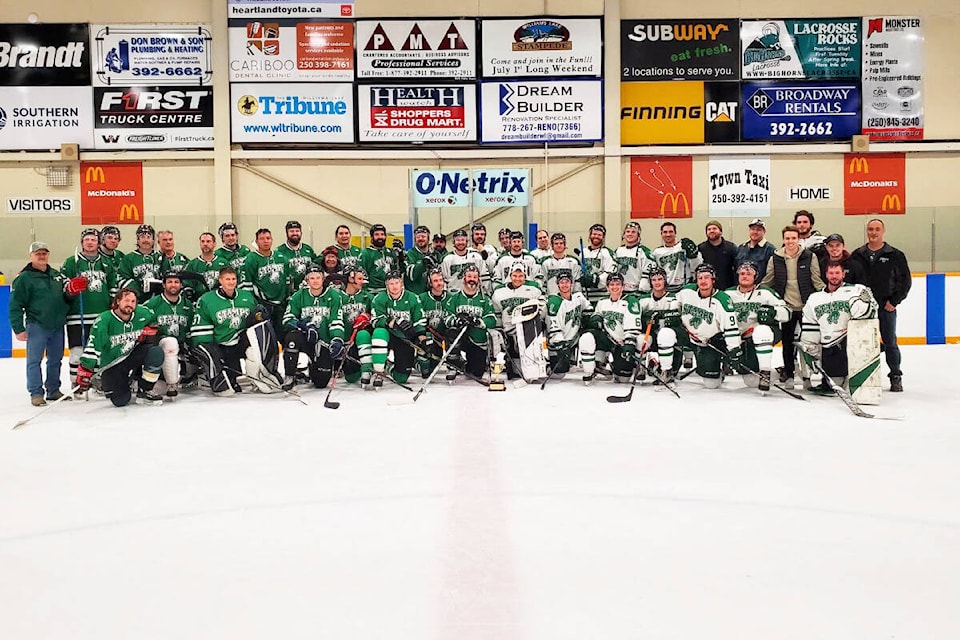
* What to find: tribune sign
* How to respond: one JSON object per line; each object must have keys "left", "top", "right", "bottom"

{"left": 231, "top": 82, "right": 354, "bottom": 143}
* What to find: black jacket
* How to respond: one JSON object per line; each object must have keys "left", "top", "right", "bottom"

{"left": 817, "top": 249, "right": 868, "bottom": 286}
{"left": 850, "top": 243, "right": 911, "bottom": 306}
{"left": 698, "top": 238, "right": 738, "bottom": 290}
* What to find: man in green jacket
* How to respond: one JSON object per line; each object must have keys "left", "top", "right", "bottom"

{"left": 9, "top": 242, "right": 86, "bottom": 406}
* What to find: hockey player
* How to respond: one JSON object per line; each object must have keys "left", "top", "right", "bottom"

{"left": 545, "top": 270, "right": 593, "bottom": 379}
{"left": 118, "top": 224, "right": 163, "bottom": 302}
{"left": 675, "top": 263, "right": 743, "bottom": 389}
{"left": 725, "top": 262, "right": 790, "bottom": 391}
{"left": 443, "top": 264, "right": 497, "bottom": 380}
{"left": 61, "top": 228, "right": 117, "bottom": 388}
{"left": 579, "top": 224, "right": 618, "bottom": 304}
{"left": 800, "top": 261, "right": 878, "bottom": 395}
{"left": 417, "top": 268, "right": 450, "bottom": 375}
{"left": 583, "top": 273, "right": 644, "bottom": 383}
{"left": 334, "top": 224, "right": 363, "bottom": 272}
{"left": 215, "top": 222, "right": 250, "bottom": 276}
{"left": 280, "top": 266, "right": 345, "bottom": 389}
{"left": 491, "top": 261, "right": 546, "bottom": 380}
{"left": 651, "top": 221, "right": 702, "bottom": 293}
{"left": 441, "top": 229, "right": 489, "bottom": 293}
{"left": 432, "top": 234, "right": 449, "bottom": 261}
{"left": 530, "top": 228, "right": 551, "bottom": 261}
{"left": 539, "top": 232, "right": 582, "bottom": 296}
{"left": 241, "top": 228, "right": 290, "bottom": 334}
{"left": 404, "top": 225, "right": 436, "bottom": 295}
{"left": 144, "top": 272, "right": 195, "bottom": 399}
{"left": 794, "top": 210, "right": 827, "bottom": 253}
{"left": 492, "top": 230, "right": 539, "bottom": 285}
{"left": 497, "top": 228, "right": 512, "bottom": 255}
{"left": 157, "top": 230, "right": 190, "bottom": 274}
{"left": 275, "top": 220, "right": 317, "bottom": 290}
{"left": 98, "top": 225, "right": 125, "bottom": 272}
{"left": 359, "top": 223, "right": 400, "bottom": 295}
{"left": 339, "top": 267, "right": 376, "bottom": 387}
{"left": 471, "top": 222, "right": 499, "bottom": 273}
{"left": 633, "top": 265, "right": 681, "bottom": 383}
{"left": 371, "top": 271, "right": 428, "bottom": 387}
{"left": 614, "top": 221, "right": 654, "bottom": 293}
{"left": 77, "top": 288, "right": 164, "bottom": 406}
{"left": 186, "top": 232, "right": 231, "bottom": 299}
{"left": 189, "top": 266, "right": 284, "bottom": 396}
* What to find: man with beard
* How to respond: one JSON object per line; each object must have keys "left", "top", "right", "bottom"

{"left": 417, "top": 268, "right": 450, "bottom": 376}
{"left": 118, "top": 224, "right": 163, "bottom": 302}
{"left": 275, "top": 220, "right": 317, "bottom": 290}
{"left": 614, "top": 221, "right": 654, "bottom": 293}
{"left": 444, "top": 264, "right": 497, "bottom": 381}
{"left": 144, "top": 271, "right": 195, "bottom": 399}
{"left": 698, "top": 220, "right": 738, "bottom": 291}
{"left": 441, "top": 229, "right": 489, "bottom": 293}
{"left": 492, "top": 230, "right": 539, "bottom": 285}
{"left": 281, "top": 266, "right": 345, "bottom": 390}
{"left": 360, "top": 223, "right": 399, "bottom": 295}
{"left": 471, "top": 222, "right": 499, "bottom": 273}
{"left": 404, "top": 224, "right": 437, "bottom": 295}
{"left": 186, "top": 232, "right": 231, "bottom": 299}
{"left": 338, "top": 267, "right": 375, "bottom": 387}
{"left": 578, "top": 223, "right": 618, "bottom": 305}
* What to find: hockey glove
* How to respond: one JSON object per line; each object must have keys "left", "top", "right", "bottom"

{"left": 251, "top": 304, "right": 270, "bottom": 324}
{"left": 138, "top": 325, "right": 159, "bottom": 344}
{"left": 297, "top": 320, "right": 319, "bottom": 345}
{"left": 352, "top": 312, "right": 372, "bottom": 331}
{"left": 329, "top": 337, "right": 345, "bottom": 360}
{"left": 479, "top": 249, "right": 489, "bottom": 261}
{"left": 756, "top": 305, "right": 777, "bottom": 325}
{"left": 580, "top": 272, "right": 598, "bottom": 289}
{"left": 65, "top": 276, "right": 88, "bottom": 296}
{"left": 659, "top": 309, "right": 682, "bottom": 328}
{"left": 588, "top": 313, "right": 605, "bottom": 331}
{"left": 727, "top": 344, "right": 745, "bottom": 370}
{"left": 76, "top": 364, "right": 94, "bottom": 391}
{"left": 391, "top": 317, "right": 415, "bottom": 340}
{"left": 858, "top": 288, "right": 874, "bottom": 305}
{"left": 144, "top": 277, "right": 164, "bottom": 296}
{"left": 455, "top": 311, "right": 480, "bottom": 328}
{"left": 621, "top": 341, "right": 637, "bottom": 361}
{"left": 392, "top": 238, "right": 404, "bottom": 252}
{"left": 680, "top": 237, "right": 699, "bottom": 258}
{"left": 422, "top": 253, "right": 438, "bottom": 270}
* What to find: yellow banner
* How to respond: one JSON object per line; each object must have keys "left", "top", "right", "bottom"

{"left": 621, "top": 81, "right": 704, "bottom": 145}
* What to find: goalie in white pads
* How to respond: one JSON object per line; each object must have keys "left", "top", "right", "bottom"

{"left": 725, "top": 261, "right": 790, "bottom": 391}
{"left": 800, "top": 261, "right": 878, "bottom": 395}
{"left": 545, "top": 270, "right": 593, "bottom": 379}
{"left": 491, "top": 261, "right": 547, "bottom": 381}
{"left": 582, "top": 272, "right": 644, "bottom": 383}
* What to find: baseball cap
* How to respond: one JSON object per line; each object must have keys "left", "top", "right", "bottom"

{"left": 825, "top": 233, "right": 845, "bottom": 244}
{"left": 748, "top": 218, "right": 766, "bottom": 228}
{"left": 29, "top": 241, "right": 49, "bottom": 253}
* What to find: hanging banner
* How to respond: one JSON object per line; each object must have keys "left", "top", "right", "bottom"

{"left": 228, "top": 19, "right": 354, "bottom": 81}
{"left": 861, "top": 17, "right": 923, "bottom": 141}
{"left": 227, "top": 0, "right": 354, "bottom": 19}
{"left": 741, "top": 19, "right": 861, "bottom": 80}
{"left": 708, "top": 157, "right": 771, "bottom": 218}
{"left": 630, "top": 157, "right": 693, "bottom": 219}
{"left": 6, "top": 197, "right": 76, "bottom": 214}
{"left": 358, "top": 84, "right": 476, "bottom": 142}
{"left": 80, "top": 162, "right": 145, "bottom": 225}
{"left": 742, "top": 82, "right": 861, "bottom": 141}
{"left": 411, "top": 168, "right": 531, "bottom": 208}
{"left": 231, "top": 82, "right": 354, "bottom": 143}
{"left": 481, "top": 18, "right": 602, "bottom": 78}
{"left": 479, "top": 78, "right": 602, "bottom": 143}
{"left": 0, "top": 86, "right": 94, "bottom": 150}
{"left": 0, "top": 23, "right": 91, "bottom": 86}
{"left": 93, "top": 86, "right": 214, "bottom": 149}
{"left": 356, "top": 19, "right": 476, "bottom": 79}
{"left": 620, "top": 19, "right": 739, "bottom": 81}
{"left": 91, "top": 24, "right": 213, "bottom": 86}
{"left": 844, "top": 153, "right": 906, "bottom": 215}
{"left": 621, "top": 81, "right": 740, "bottom": 145}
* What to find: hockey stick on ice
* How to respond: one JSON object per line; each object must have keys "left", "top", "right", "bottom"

{"left": 13, "top": 384, "right": 83, "bottom": 430}
{"left": 320, "top": 327, "right": 359, "bottom": 410}
{"left": 410, "top": 325, "right": 470, "bottom": 402}
{"left": 694, "top": 334, "right": 806, "bottom": 401}
{"left": 606, "top": 320, "right": 654, "bottom": 403}
{"left": 803, "top": 354, "right": 901, "bottom": 420}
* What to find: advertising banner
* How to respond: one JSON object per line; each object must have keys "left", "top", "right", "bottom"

{"left": 741, "top": 19, "right": 861, "bottom": 80}
{"left": 227, "top": 0, "right": 354, "bottom": 19}
{"left": 479, "top": 79, "right": 602, "bottom": 143}
{"left": 844, "top": 153, "right": 905, "bottom": 215}
{"left": 358, "top": 84, "right": 476, "bottom": 142}
{"left": 742, "top": 82, "right": 860, "bottom": 141}
{"left": 356, "top": 20, "right": 476, "bottom": 79}
{"left": 412, "top": 168, "right": 530, "bottom": 208}
{"left": 481, "top": 18, "right": 602, "bottom": 78}
{"left": 231, "top": 82, "right": 354, "bottom": 143}
{"left": 708, "top": 157, "right": 771, "bottom": 218}
{"left": 630, "top": 157, "right": 693, "bottom": 219}
{"left": 861, "top": 17, "right": 923, "bottom": 141}
{"left": 621, "top": 19, "right": 739, "bottom": 81}
{"left": 6, "top": 197, "right": 76, "bottom": 214}
{"left": 621, "top": 81, "right": 739, "bottom": 145}
{"left": 91, "top": 24, "right": 213, "bottom": 86}
{"left": 80, "top": 162, "right": 145, "bottom": 226}
{"left": 0, "top": 86, "right": 94, "bottom": 150}
{"left": 93, "top": 86, "right": 214, "bottom": 149}
{"left": 0, "top": 23, "right": 91, "bottom": 86}
{"left": 228, "top": 18, "right": 354, "bottom": 81}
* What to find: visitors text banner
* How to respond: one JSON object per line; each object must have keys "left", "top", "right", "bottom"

{"left": 231, "top": 82, "right": 354, "bottom": 143}
{"left": 479, "top": 79, "right": 602, "bottom": 144}
{"left": 708, "top": 157, "right": 771, "bottom": 218}
{"left": 481, "top": 18, "right": 601, "bottom": 78}
{"left": 0, "top": 86, "right": 94, "bottom": 150}
{"left": 80, "top": 162, "right": 145, "bottom": 226}
{"left": 228, "top": 18, "right": 354, "bottom": 81}
{"left": 844, "top": 153, "right": 906, "bottom": 215}
{"left": 630, "top": 156, "right": 694, "bottom": 219}
{"left": 358, "top": 84, "right": 477, "bottom": 142}
{"left": 91, "top": 24, "right": 213, "bottom": 86}
{"left": 227, "top": 0, "right": 354, "bottom": 19}
{"left": 621, "top": 19, "right": 739, "bottom": 81}
{"left": 356, "top": 19, "right": 476, "bottom": 79}
{"left": 741, "top": 19, "right": 861, "bottom": 80}
{"left": 861, "top": 17, "right": 923, "bottom": 141}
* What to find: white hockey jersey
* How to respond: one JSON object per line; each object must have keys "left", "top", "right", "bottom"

{"left": 633, "top": 290, "right": 680, "bottom": 331}
{"left": 613, "top": 243, "right": 654, "bottom": 293}
{"left": 441, "top": 250, "right": 491, "bottom": 294}
{"left": 539, "top": 254, "right": 583, "bottom": 296}
{"left": 724, "top": 285, "right": 790, "bottom": 335}
{"left": 546, "top": 292, "right": 593, "bottom": 345}
{"left": 490, "top": 280, "right": 545, "bottom": 335}
{"left": 800, "top": 283, "right": 877, "bottom": 349}
{"left": 674, "top": 284, "right": 740, "bottom": 350}
{"left": 651, "top": 244, "right": 702, "bottom": 293}
{"left": 492, "top": 251, "right": 541, "bottom": 285}
{"left": 593, "top": 295, "right": 644, "bottom": 346}
{"left": 580, "top": 245, "right": 618, "bottom": 303}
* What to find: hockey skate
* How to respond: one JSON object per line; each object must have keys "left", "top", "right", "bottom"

{"left": 136, "top": 389, "right": 164, "bottom": 406}
{"left": 372, "top": 373, "right": 384, "bottom": 390}
{"left": 165, "top": 384, "right": 179, "bottom": 400}
{"left": 758, "top": 370, "right": 771, "bottom": 392}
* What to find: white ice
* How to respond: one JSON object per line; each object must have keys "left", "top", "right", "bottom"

{"left": 1, "top": 345, "right": 959, "bottom": 640}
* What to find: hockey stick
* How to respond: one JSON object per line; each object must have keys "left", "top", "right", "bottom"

{"left": 314, "top": 336, "right": 415, "bottom": 392}
{"left": 804, "top": 355, "right": 899, "bottom": 420}
{"left": 426, "top": 327, "right": 490, "bottom": 387}
{"left": 322, "top": 328, "right": 358, "bottom": 410}
{"left": 13, "top": 384, "right": 83, "bottom": 430}
{"left": 606, "top": 320, "right": 654, "bottom": 403}
{"left": 697, "top": 338, "right": 805, "bottom": 401}
{"left": 411, "top": 325, "right": 470, "bottom": 402}
{"left": 77, "top": 288, "right": 89, "bottom": 401}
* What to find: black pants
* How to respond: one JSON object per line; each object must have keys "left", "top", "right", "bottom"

{"left": 780, "top": 310, "right": 803, "bottom": 378}
{"left": 101, "top": 342, "right": 162, "bottom": 407}
{"left": 461, "top": 340, "right": 488, "bottom": 378}
{"left": 282, "top": 328, "right": 336, "bottom": 388}
{"left": 192, "top": 342, "right": 245, "bottom": 393}
{"left": 878, "top": 308, "right": 902, "bottom": 377}
{"left": 821, "top": 340, "right": 849, "bottom": 379}
{"left": 388, "top": 334, "right": 416, "bottom": 380}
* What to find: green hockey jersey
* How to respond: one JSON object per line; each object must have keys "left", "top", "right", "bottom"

{"left": 80, "top": 306, "right": 158, "bottom": 372}
{"left": 282, "top": 288, "right": 345, "bottom": 343}
{"left": 144, "top": 292, "right": 194, "bottom": 344}
{"left": 444, "top": 290, "right": 496, "bottom": 347}
{"left": 275, "top": 243, "right": 317, "bottom": 289}
{"left": 189, "top": 288, "right": 258, "bottom": 347}
{"left": 242, "top": 250, "right": 290, "bottom": 305}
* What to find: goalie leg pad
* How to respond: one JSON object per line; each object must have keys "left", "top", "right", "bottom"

{"left": 159, "top": 336, "right": 181, "bottom": 385}
{"left": 243, "top": 322, "right": 283, "bottom": 394}
{"left": 512, "top": 308, "right": 548, "bottom": 381}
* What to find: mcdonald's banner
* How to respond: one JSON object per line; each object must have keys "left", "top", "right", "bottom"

{"left": 79, "top": 161, "right": 145, "bottom": 225}
{"left": 843, "top": 153, "right": 906, "bottom": 215}
{"left": 629, "top": 156, "right": 693, "bottom": 219}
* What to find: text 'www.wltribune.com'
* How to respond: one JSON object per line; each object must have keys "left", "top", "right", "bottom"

{"left": 242, "top": 123, "right": 344, "bottom": 133}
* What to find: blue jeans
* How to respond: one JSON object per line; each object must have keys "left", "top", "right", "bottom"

{"left": 26, "top": 323, "right": 65, "bottom": 398}
{"left": 879, "top": 308, "right": 902, "bottom": 378}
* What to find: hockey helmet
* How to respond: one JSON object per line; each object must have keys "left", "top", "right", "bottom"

{"left": 369, "top": 223, "right": 387, "bottom": 236}
{"left": 414, "top": 225, "right": 430, "bottom": 235}
{"left": 695, "top": 263, "right": 716, "bottom": 279}
{"left": 217, "top": 222, "right": 238, "bottom": 237}
{"left": 100, "top": 225, "right": 121, "bottom": 241}
{"left": 550, "top": 232, "right": 566, "bottom": 243}
{"left": 510, "top": 260, "right": 527, "bottom": 274}
{"left": 285, "top": 220, "right": 302, "bottom": 231}
{"left": 646, "top": 264, "right": 667, "bottom": 281}
{"left": 556, "top": 270, "right": 573, "bottom": 283}
{"left": 136, "top": 224, "right": 155, "bottom": 238}
{"left": 452, "top": 229, "right": 468, "bottom": 239}
{"left": 470, "top": 222, "right": 486, "bottom": 231}
{"left": 385, "top": 269, "right": 404, "bottom": 282}
{"left": 607, "top": 272, "right": 625, "bottom": 286}
{"left": 737, "top": 261, "right": 759, "bottom": 275}
{"left": 589, "top": 223, "right": 607, "bottom": 235}
{"left": 80, "top": 227, "right": 100, "bottom": 241}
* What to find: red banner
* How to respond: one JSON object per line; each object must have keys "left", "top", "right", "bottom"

{"left": 844, "top": 153, "right": 906, "bottom": 215}
{"left": 80, "top": 162, "right": 144, "bottom": 225}
{"left": 630, "top": 156, "right": 693, "bottom": 219}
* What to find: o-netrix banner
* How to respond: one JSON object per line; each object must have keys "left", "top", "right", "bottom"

{"left": 356, "top": 19, "right": 476, "bottom": 79}
{"left": 621, "top": 19, "right": 739, "bottom": 81}
{"left": 0, "top": 23, "right": 91, "bottom": 86}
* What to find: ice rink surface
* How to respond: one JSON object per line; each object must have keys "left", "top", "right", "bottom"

{"left": 2, "top": 345, "right": 959, "bottom": 640}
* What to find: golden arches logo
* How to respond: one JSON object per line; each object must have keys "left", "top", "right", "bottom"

{"left": 848, "top": 157, "right": 869, "bottom": 174}
{"left": 660, "top": 192, "right": 690, "bottom": 217}
{"left": 881, "top": 194, "right": 901, "bottom": 212}
{"left": 119, "top": 204, "right": 140, "bottom": 222}
{"left": 85, "top": 166, "right": 105, "bottom": 183}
